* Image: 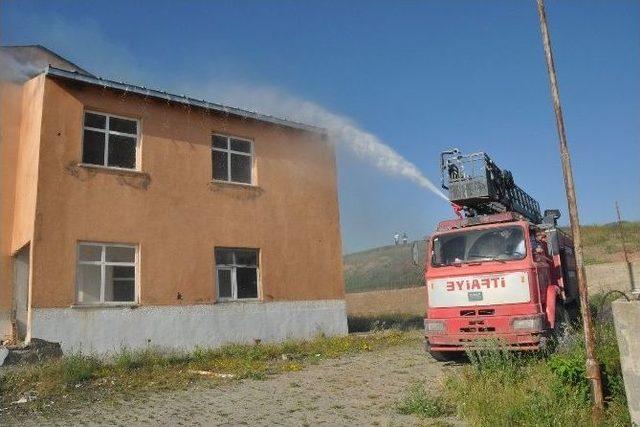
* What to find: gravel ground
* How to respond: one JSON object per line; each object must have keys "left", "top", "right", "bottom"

{"left": 3, "top": 333, "right": 463, "bottom": 426}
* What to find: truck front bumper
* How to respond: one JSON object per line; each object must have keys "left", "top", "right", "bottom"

{"left": 426, "top": 332, "right": 543, "bottom": 351}
{"left": 425, "top": 313, "right": 546, "bottom": 351}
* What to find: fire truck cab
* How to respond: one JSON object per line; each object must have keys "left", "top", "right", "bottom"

{"left": 424, "top": 150, "right": 579, "bottom": 360}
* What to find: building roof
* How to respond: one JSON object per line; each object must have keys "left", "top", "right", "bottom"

{"left": 46, "top": 66, "right": 324, "bottom": 134}
{"left": 3, "top": 44, "right": 324, "bottom": 134}
{"left": 44, "top": 66, "right": 324, "bottom": 135}
{"left": 1, "top": 45, "right": 94, "bottom": 77}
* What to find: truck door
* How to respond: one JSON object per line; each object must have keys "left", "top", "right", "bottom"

{"left": 531, "top": 228, "right": 551, "bottom": 306}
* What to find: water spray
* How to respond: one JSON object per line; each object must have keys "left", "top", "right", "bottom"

{"left": 193, "top": 83, "right": 449, "bottom": 203}
{"left": 0, "top": 51, "right": 47, "bottom": 83}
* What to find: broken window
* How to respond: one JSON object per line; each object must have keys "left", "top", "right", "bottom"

{"left": 83, "top": 111, "right": 139, "bottom": 169}
{"left": 77, "top": 243, "right": 137, "bottom": 304}
{"left": 211, "top": 135, "right": 253, "bottom": 184}
{"left": 214, "top": 248, "right": 259, "bottom": 300}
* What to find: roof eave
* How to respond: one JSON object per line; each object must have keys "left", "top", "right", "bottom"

{"left": 45, "top": 66, "right": 326, "bottom": 135}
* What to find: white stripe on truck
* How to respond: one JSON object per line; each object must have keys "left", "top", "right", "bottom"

{"left": 427, "top": 271, "right": 530, "bottom": 308}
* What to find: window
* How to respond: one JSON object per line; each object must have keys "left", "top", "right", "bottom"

{"left": 212, "top": 134, "right": 253, "bottom": 184}
{"left": 431, "top": 226, "right": 526, "bottom": 266}
{"left": 215, "top": 248, "right": 259, "bottom": 300}
{"left": 76, "top": 243, "right": 137, "bottom": 304}
{"left": 83, "top": 111, "right": 139, "bottom": 169}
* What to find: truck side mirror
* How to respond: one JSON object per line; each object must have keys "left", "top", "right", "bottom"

{"left": 411, "top": 241, "right": 420, "bottom": 266}
{"left": 543, "top": 209, "right": 561, "bottom": 226}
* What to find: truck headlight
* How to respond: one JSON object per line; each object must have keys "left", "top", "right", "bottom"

{"left": 424, "top": 319, "right": 445, "bottom": 333}
{"left": 511, "top": 316, "right": 543, "bottom": 331}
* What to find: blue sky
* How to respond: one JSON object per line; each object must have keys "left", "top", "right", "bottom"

{"left": 2, "top": 1, "right": 638, "bottom": 253}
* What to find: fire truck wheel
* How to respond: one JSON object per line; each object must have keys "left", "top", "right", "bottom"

{"left": 552, "top": 301, "right": 569, "bottom": 344}
{"left": 565, "top": 301, "right": 581, "bottom": 324}
{"left": 428, "top": 350, "right": 461, "bottom": 362}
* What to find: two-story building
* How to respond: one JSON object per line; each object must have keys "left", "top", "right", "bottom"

{"left": 0, "top": 46, "right": 347, "bottom": 354}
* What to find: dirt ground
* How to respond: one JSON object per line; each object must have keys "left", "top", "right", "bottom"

{"left": 2, "top": 333, "right": 462, "bottom": 426}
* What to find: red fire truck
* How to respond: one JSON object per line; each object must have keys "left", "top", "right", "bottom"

{"left": 423, "top": 149, "right": 579, "bottom": 361}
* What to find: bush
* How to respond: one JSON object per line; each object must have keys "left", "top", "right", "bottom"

{"left": 548, "top": 347, "right": 590, "bottom": 403}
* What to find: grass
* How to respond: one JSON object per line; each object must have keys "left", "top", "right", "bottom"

{"left": 397, "top": 292, "right": 631, "bottom": 426}
{"left": 0, "top": 330, "right": 418, "bottom": 416}
{"left": 445, "top": 325, "right": 629, "bottom": 426}
{"left": 344, "top": 222, "right": 639, "bottom": 293}
{"left": 578, "top": 221, "right": 640, "bottom": 265}
{"left": 347, "top": 314, "right": 423, "bottom": 333}
{"left": 396, "top": 382, "right": 453, "bottom": 418}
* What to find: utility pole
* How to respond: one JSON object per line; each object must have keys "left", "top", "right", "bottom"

{"left": 535, "top": 0, "right": 605, "bottom": 417}
{"left": 615, "top": 201, "right": 636, "bottom": 292}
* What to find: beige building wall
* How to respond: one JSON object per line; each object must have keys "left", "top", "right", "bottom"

{"left": 0, "top": 75, "right": 45, "bottom": 339}
{"left": 13, "top": 75, "right": 45, "bottom": 251}
{"left": 2, "top": 73, "right": 347, "bottom": 351}
{"left": 32, "top": 77, "right": 344, "bottom": 309}
{"left": 0, "top": 82, "right": 21, "bottom": 329}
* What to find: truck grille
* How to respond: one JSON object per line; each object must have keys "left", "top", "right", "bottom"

{"left": 459, "top": 309, "right": 495, "bottom": 316}
{"left": 460, "top": 327, "right": 496, "bottom": 333}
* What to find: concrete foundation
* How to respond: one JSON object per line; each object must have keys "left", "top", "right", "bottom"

{"left": 30, "top": 300, "right": 348, "bottom": 354}
{"left": 612, "top": 300, "right": 640, "bottom": 424}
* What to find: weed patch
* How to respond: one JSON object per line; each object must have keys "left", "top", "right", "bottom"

{"left": 0, "top": 330, "right": 418, "bottom": 417}
{"left": 60, "top": 354, "right": 103, "bottom": 383}
{"left": 396, "top": 382, "right": 452, "bottom": 418}
{"left": 440, "top": 319, "right": 630, "bottom": 426}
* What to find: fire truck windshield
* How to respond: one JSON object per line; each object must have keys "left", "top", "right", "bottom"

{"left": 431, "top": 225, "right": 526, "bottom": 266}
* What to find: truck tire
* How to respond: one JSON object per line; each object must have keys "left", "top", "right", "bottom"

{"left": 565, "top": 300, "right": 581, "bottom": 325}
{"left": 428, "top": 350, "right": 461, "bottom": 362}
{"left": 552, "top": 301, "right": 570, "bottom": 346}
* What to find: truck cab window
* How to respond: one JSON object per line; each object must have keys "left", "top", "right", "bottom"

{"left": 432, "top": 226, "right": 526, "bottom": 266}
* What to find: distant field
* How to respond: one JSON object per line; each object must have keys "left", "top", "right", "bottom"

{"left": 343, "top": 242, "right": 426, "bottom": 293}
{"left": 344, "top": 221, "right": 639, "bottom": 293}
{"left": 576, "top": 221, "right": 639, "bottom": 264}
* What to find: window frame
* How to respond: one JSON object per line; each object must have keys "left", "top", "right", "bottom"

{"left": 214, "top": 248, "right": 260, "bottom": 302}
{"left": 82, "top": 110, "right": 141, "bottom": 171}
{"left": 211, "top": 134, "right": 255, "bottom": 185}
{"left": 75, "top": 242, "right": 139, "bottom": 306}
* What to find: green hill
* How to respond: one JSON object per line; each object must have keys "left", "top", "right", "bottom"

{"left": 573, "top": 221, "right": 639, "bottom": 265}
{"left": 343, "top": 242, "right": 426, "bottom": 293}
{"left": 344, "top": 221, "right": 639, "bottom": 293}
